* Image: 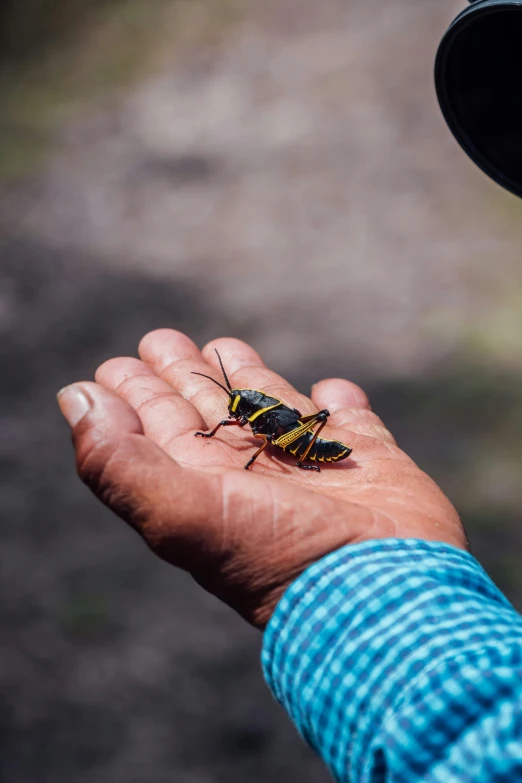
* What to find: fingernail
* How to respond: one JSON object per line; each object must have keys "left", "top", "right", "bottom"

{"left": 57, "top": 385, "right": 91, "bottom": 427}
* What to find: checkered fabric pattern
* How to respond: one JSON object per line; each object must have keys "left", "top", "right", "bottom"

{"left": 262, "top": 539, "right": 522, "bottom": 782}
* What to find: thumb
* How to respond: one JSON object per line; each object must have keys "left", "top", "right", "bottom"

{"left": 57, "top": 382, "right": 224, "bottom": 567}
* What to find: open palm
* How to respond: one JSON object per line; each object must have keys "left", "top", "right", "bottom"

{"left": 60, "top": 330, "right": 466, "bottom": 627}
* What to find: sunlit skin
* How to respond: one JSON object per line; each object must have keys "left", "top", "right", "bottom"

{"left": 58, "top": 330, "right": 467, "bottom": 629}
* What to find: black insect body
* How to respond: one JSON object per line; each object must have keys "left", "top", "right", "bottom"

{"left": 193, "top": 352, "right": 352, "bottom": 472}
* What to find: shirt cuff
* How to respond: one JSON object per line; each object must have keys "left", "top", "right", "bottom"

{"left": 262, "top": 539, "right": 520, "bottom": 782}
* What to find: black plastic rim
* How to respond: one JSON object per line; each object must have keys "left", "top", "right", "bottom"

{"left": 436, "top": 0, "right": 522, "bottom": 198}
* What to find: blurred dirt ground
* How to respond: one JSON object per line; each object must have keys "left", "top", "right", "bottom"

{"left": 2, "top": 1, "right": 522, "bottom": 781}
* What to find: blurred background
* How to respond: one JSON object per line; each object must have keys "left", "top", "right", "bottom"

{"left": 1, "top": 0, "right": 522, "bottom": 780}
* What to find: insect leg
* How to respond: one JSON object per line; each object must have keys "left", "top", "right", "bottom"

{"left": 244, "top": 436, "right": 269, "bottom": 470}
{"left": 298, "top": 409, "right": 330, "bottom": 424}
{"left": 195, "top": 418, "right": 247, "bottom": 438}
{"left": 297, "top": 418, "right": 328, "bottom": 472}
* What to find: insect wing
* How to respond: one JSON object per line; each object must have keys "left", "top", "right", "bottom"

{"left": 270, "top": 406, "right": 301, "bottom": 429}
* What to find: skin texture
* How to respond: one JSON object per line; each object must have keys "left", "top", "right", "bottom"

{"left": 57, "top": 330, "right": 467, "bottom": 629}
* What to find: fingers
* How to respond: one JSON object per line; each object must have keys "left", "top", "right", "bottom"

{"left": 139, "top": 330, "right": 315, "bottom": 422}
{"left": 95, "top": 356, "right": 204, "bottom": 447}
{"left": 57, "top": 381, "right": 224, "bottom": 560}
{"left": 312, "top": 378, "right": 371, "bottom": 412}
{"left": 203, "top": 338, "right": 315, "bottom": 414}
{"left": 135, "top": 330, "right": 392, "bottom": 443}
{"left": 139, "top": 329, "right": 232, "bottom": 426}
{"left": 139, "top": 329, "right": 202, "bottom": 368}
{"left": 312, "top": 378, "right": 396, "bottom": 444}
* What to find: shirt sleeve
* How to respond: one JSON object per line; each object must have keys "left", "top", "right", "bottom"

{"left": 262, "top": 539, "right": 522, "bottom": 782}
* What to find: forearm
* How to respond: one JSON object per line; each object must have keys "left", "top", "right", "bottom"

{"left": 263, "top": 539, "right": 522, "bottom": 782}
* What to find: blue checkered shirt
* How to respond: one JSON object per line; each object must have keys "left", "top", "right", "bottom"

{"left": 262, "top": 539, "right": 522, "bottom": 781}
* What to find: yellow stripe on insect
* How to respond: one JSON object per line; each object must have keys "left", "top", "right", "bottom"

{"left": 247, "top": 402, "right": 282, "bottom": 423}
{"left": 231, "top": 395, "right": 241, "bottom": 413}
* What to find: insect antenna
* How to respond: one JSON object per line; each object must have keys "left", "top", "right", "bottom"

{"left": 214, "top": 350, "right": 232, "bottom": 391}
{"left": 191, "top": 372, "right": 231, "bottom": 396}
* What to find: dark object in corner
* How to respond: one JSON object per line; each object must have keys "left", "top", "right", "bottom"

{"left": 436, "top": 0, "right": 522, "bottom": 198}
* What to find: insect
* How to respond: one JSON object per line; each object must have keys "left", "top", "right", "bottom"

{"left": 192, "top": 351, "right": 352, "bottom": 472}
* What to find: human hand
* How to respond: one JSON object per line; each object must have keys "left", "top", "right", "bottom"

{"left": 58, "top": 330, "right": 467, "bottom": 628}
